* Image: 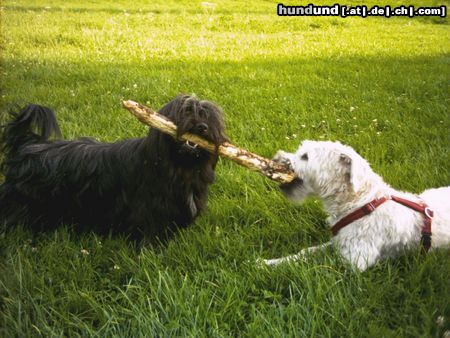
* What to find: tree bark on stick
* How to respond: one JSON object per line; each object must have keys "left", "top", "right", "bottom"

{"left": 122, "top": 100, "right": 296, "bottom": 184}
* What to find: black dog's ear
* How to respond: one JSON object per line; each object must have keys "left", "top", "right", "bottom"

{"left": 158, "top": 94, "right": 189, "bottom": 122}
{"left": 208, "top": 153, "right": 219, "bottom": 169}
{"left": 203, "top": 157, "right": 217, "bottom": 183}
{"left": 157, "top": 94, "right": 198, "bottom": 139}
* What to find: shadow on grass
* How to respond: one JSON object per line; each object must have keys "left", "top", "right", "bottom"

{"left": 1, "top": 55, "right": 448, "bottom": 186}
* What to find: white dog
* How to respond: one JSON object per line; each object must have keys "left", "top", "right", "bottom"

{"left": 261, "top": 140, "right": 450, "bottom": 271}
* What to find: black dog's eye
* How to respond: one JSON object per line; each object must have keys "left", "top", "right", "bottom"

{"left": 301, "top": 153, "right": 308, "bottom": 160}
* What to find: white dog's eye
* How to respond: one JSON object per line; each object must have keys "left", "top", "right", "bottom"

{"left": 301, "top": 153, "right": 308, "bottom": 160}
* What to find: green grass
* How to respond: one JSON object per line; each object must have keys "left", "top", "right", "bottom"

{"left": 1, "top": 0, "right": 449, "bottom": 336}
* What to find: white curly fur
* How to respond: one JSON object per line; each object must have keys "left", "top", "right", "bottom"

{"left": 261, "top": 140, "right": 450, "bottom": 271}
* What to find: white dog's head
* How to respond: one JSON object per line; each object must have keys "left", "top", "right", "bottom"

{"left": 275, "top": 140, "right": 377, "bottom": 203}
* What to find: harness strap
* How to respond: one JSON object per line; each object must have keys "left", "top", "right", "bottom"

{"left": 331, "top": 197, "right": 389, "bottom": 236}
{"left": 331, "top": 195, "right": 433, "bottom": 252}
{"left": 390, "top": 196, "right": 433, "bottom": 252}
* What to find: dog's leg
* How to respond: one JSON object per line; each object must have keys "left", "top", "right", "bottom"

{"left": 260, "top": 242, "right": 332, "bottom": 267}
{"left": 338, "top": 244, "right": 379, "bottom": 272}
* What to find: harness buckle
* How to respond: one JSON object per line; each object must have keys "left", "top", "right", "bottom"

{"left": 424, "top": 207, "right": 434, "bottom": 219}
{"left": 363, "top": 202, "right": 375, "bottom": 214}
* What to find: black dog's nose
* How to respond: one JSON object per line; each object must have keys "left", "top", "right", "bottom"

{"left": 195, "top": 123, "right": 208, "bottom": 134}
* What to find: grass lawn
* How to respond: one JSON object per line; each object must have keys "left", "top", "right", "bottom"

{"left": 1, "top": 0, "right": 449, "bottom": 336}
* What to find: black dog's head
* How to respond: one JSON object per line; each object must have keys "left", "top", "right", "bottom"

{"left": 156, "top": 95, "right": 228, "bottom": 165}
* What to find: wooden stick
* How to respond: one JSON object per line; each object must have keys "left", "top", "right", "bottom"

{"left": 122, "top": 100, "right": 296, "bottom": 184}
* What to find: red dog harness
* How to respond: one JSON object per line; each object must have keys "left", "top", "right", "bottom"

{"left": 331, "top": 195, "right": 433, "bottom": 252}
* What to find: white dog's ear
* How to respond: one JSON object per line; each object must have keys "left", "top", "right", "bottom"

{"left": 339, "top": 153, "right": 366, "bottom": 193}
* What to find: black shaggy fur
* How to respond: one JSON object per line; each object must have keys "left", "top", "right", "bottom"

{"left": 0, "top": 95, "right": 228, "bottom": 240}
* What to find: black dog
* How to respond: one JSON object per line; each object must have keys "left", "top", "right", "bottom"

{"left": 0, "top": 95, "right": 228, "bottom": 240}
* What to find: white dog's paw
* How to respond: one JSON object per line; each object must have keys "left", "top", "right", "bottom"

{"left": 253, "top": 258, "right": 267, "bottom": 267}
{"left": 245, "top": 258, "right": 267, "bottom": 268}
{"left": 272, "top": 150, "right": 293, "bottom": 170}
{"left": 255, "top": 253, "right": 310, "bottom": 268}
{"left": 254, "top": 257, "right": 282, "bottom": 268}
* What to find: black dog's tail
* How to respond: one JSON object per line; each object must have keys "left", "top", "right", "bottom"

{"left": 1, "top": 104, "right": 62, "bottom": 158}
